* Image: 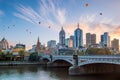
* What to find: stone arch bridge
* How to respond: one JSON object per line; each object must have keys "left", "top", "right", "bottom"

{"left": 41, "top": 55, "right": 120, "bottom": 75}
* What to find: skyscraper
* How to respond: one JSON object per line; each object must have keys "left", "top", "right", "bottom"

{"left": 100, "top": 32, "right": 110, "bottom": 47}
{"left": 47, "top": 40, "right": 56, "bottom": 48}
{"left": 91, "top": 34, "right": 96, "bottom": 45}
{"left": 65, "top": 38, "right": 73, "bottom": 48}
{"left": 70, "top": 35, "right": 74, "bottom": 47}
{"left": 111, "top": 38, "right": 119, "bottom": 51}
{"left": 59, "top": 27, "right": 65, "bottom": 47}
{"left": 86, "top": 33, "right": 96, "bottom": 47}
{"left": 74, "top": 23, "right": 83, "bottom": 48}
{"left": 86, "top": 33, "right": 91, "bottom": 47}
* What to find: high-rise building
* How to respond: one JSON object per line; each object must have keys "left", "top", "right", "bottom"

{"left": 65, "top": 38, "right": 69, "bottom": 47}
{"left": 47, "top": 40, "right": 56, "bottom": 48}
{"left": 0, "top": 37, "right": 9, "bottom": 50}
{"left": 36, "top": 37, "right": 41, "bottom": 53}
{"left": 86, "top": 33, "right": 96, "bottom": 47}
{"left": 100, "top": 32, "right": 110, "bottom": 47}
{"left": 70, "top": 35, "right": 74, "bottom": 47}
{"left": 59, "top": 27, "right": 65, "bottom": 47}
{"left": 74, "top": 23, "right": 83, "bottom": 48}
{"left": 100, "top": 35, "right": 104, "bottom": 47}
{"left": 86, "top": 33, "right": 91, "bottom": 47}
{"left": 65, "top": 38, "right": 73, "bottom": 48}
{"left": 111, "top": 38, "right": 119, "bottom": 51}
{"left": 91, "top": 34, "right": 96, "bottom": 44}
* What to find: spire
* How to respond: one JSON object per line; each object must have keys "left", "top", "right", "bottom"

{"left": 77, "top": 23, "right": 79, "bottom": 28}
{"left": 37, "top": 37, "right": 40, "bottom": 43}
{"left": 37, "top": 37, "right": 41, "bottom": 53}
{"left": 61, "top": 26, "right": 63, "bottom": 30}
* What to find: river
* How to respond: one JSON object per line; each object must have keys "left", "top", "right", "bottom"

{"left": 0, "top": 65, "right": 119, "bottom": 80}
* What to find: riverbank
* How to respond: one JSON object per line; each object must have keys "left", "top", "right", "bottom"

{"left": 0, "top": 61, "right": 46, "bottom": 66}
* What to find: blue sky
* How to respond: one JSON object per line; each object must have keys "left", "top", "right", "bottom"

{"left": 0, "top": 0, "right": 120, "bottom": 49}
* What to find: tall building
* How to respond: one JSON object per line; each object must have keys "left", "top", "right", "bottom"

{"left": 91, "top": 34, "right": 96, "bottom": 44}
{"left": 111, "top": 38, "right": 119, "bottom": 51}
{"left": 65, "top": 38, "right": 73, "bottom": 48}
{"left": 59, "top": 27, "right": 65, "bottom": 47}
{"left": 70, "top": 35, "right": 74, "bottom": 47}
{"left": 86, "top": 33, "right": 96, "bottom": 47}
{"left": 47, "top": 40, "right": 56, "bottom": 48}
{"left": 100, "top": 32, "right": 110, "bottom": 47}
{"left": 86, "top": 33, "right": 91, "bottom": 47}
{"left": 74, "top": 23, "right": 83, "bottom": 48}
{"left": 36, "top": 37, "right": 41, "bottom": 53}
{"left": 0, "top": 37, "right": 9, "bottom": 50}
{"left": 100, "top": 35, "right": 104, "bottom": 47}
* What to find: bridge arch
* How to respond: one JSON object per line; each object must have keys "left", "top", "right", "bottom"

{"left": 52, "top": 59, "right": 73, "bottom": 67}
{"left": 42, "top": 58, "right": 50, "bottom": 63}
{"left": 77, "top": 62, "right": 120, "bottom": 74}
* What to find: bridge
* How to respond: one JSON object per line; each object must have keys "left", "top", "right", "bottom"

{"left": 40, "top": 54, "right": 120, "bottom": 75}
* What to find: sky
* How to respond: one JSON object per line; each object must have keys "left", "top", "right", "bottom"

{"left": 0, "top": 0, "right": 120, "bottom": 50}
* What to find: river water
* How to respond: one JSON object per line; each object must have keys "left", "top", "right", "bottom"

{"left": 0, "top": 65, "right": 119, "bottom": 80}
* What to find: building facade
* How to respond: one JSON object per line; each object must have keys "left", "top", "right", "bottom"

{"left": 86, "top": 33, "right": 96, "bottom": 47}
{"left": 70, "top": 35, "right": 74, "bottom": 47}
{"left": 65, "top": 38, "right": 73, "bottom": 48}
{"left": 100, "top": 32, "right": 110, "bottom": 47}
{"left": 86, "top": 33, "right": 91, "bottom": 47}
{"left": 59, "top": 27, "right": 65, "bottom": 47}
{"left": 0, "top": 37, "right": 9, "bottom": 50}
{"left": 74, "top": 23, "right": 83, "bottom": 48}
{"left": 47, "top": 40, "right": 56, "bottom": 48}
{"left": 111, "top": 38, "right": 119, "bottom": 51}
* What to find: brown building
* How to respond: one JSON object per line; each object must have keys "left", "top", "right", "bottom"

{"left": 86, "top": 33, "right": 96, "bottom": 47}
{"left": 111, "top": 38, "right": 119, "bottom": 51}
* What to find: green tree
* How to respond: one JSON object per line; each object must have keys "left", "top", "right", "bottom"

{"left": 5, "top": 52, "right": 13, "bottom": 61}
{"left": 29, "top": 52, "right": 39, "bottom": 61}
{"left": 18, "top": 50, "right": 25, "bottom": 61}
{"left": 86, "top": 47, "right": 111, "bottom": 55}
{"left": 0, "top": 49, "right": 2, "bottom": 57}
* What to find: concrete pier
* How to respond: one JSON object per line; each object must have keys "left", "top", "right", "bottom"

{"left": 69, "top": 63, "right": 120, "bottom": 75}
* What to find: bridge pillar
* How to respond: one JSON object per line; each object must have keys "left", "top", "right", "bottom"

{"left": 47, "top": 55, "right": 53, "bottom": 67}
{"left": 73, "top": 55, "right": 78, "bottom": 67}
{"left": 50, "top": 54, "right": 52, "bottom": 62}
{"left": 69, "top": 55, "right": 82, "bottom": 75}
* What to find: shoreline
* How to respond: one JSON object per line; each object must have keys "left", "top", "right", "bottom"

{"left": 0, "top": 61, "right": 46, "bottom": 66}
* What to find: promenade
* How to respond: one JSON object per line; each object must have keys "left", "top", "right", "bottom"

{"left": 0, "top": 61, "right": 43, "bottom": 66}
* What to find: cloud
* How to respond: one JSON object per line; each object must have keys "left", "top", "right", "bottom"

{"left": 14, "top": 0, "right": 66, "bottom": 31}
{"left": 0, "top": 10, "right": 4, "bottom": 16}
{"left": 63, "top": 14, "right": 116, "bottom": 44}
{"left": 13, "top": 1, "right": 120, "bottom": 45}
{"left": 110, "top": 26, "right": 120, "bottom": 39}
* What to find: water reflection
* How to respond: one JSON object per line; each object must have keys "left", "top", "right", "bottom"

{"left": 0, "top": 66, "right": 119, "bottom": 80}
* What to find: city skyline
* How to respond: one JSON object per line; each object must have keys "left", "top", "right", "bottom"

{"left": 0, "top": 0, "right": 120, "bottom": 50}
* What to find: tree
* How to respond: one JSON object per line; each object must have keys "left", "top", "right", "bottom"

{"left": 18, "top": 50, "right": 25, "bottom": 61}
{"left": 0, "top": 49, "right": 2, "bottom": 58}
{"left": 5, "top": 52, "right": 13, "bottom": 61}
{"left": 85, "top": 47, "right": 111, "bottom": 55}
{"left": 29, "top": 52, "right": 39, "bottom": 61}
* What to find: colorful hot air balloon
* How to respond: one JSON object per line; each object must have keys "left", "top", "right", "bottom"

{"left": 85, "top": 3, "right": 89, "bottom": 7}
{"left": 38, "top": 22, "right": 41, "bottom": 24}
{"left": 100, "top": 13, "right": 102, "bottom": 15}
